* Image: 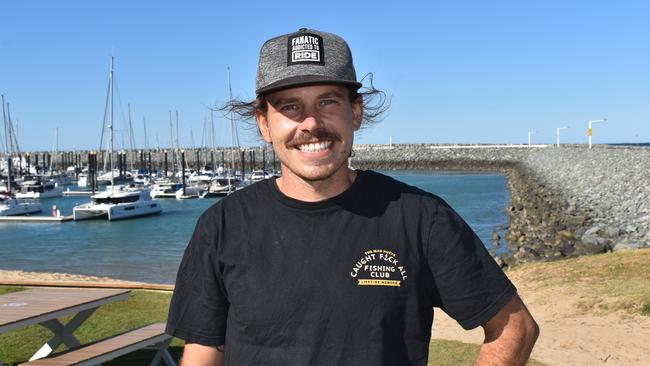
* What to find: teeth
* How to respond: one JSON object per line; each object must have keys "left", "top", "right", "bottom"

{"left": 298, "top": 141, "right": 332, "bottom": 152}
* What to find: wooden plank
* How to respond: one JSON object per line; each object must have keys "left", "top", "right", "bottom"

{"left": 0, "top": 288, "right": 130, "bottom": 333}
{"left": 19, "top": 324, "right": 171, "bottom": 366}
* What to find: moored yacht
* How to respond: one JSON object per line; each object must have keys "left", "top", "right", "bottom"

{"left": 0, "top": 194, "right": 42, "bottom": 216}
{"left": 174, "top": 184, "right": 203, "bottom": 199}
{"left": 204, "top": 177, "right": 242, "bottom": 197}
{"left": 97, "top": 169, "right": 134, "bottom": 185}
{"left": 73, "top": 185, "right": 162, "bottom": 221}
{"left": 15, "top": 178, "right": 64, "bottom": 199}
{"left": 150, "top": 181, "right": 183, "bottom": 199}
{"left": 249, "top": 169, "right": 273, "bottom": 183}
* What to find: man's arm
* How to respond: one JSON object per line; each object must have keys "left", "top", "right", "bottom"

{"left": 180, "top": 343, "right": 224, "bottom": 366}
{"left": 476, "top": 294, "right": 539, "bottom": 366}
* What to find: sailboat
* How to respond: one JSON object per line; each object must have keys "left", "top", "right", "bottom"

{"left": 205, "top": 67, "right": 243, "bottom": 197}
{"left": 73, "top": 55, "right": 162, "bottom": 221}
{"left": 1, "top": 95, "right": 42, "bottom": 216}
{"left": 0, "top": 193, "right": 42, "bottom": 216}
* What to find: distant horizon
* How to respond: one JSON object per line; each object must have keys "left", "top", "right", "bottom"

{"left": 5, "top": 141, "right": 650, "bottom": 154}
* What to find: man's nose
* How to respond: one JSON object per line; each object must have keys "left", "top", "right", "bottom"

{"left": 297, "top": 107, "right": 323, "bottom": 131}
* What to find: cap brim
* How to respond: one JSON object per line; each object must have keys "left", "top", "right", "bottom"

{"left": 256, "top": 75, "right": 362, "bottom": 95}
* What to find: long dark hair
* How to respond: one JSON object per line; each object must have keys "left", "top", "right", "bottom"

{"left": 216, "top": 73, "right": 390, "bottom": 135}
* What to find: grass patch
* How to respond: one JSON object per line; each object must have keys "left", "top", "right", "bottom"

{"left": 0, "top": 286, "right": 24, "bottom": 296}
{"left": 508, "top": 247, "right": 650, "bottom": 316}
{"left": 642, "top": 302, "right": 650, "bottom": 316}
{"left": 0, "top": 286, "right": 543, "bottom": 365}
{"left": 428, "top": 339, "right": 545, "bottom": 365}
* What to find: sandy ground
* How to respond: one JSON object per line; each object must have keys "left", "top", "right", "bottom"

{"left": 0, "top": 269, "right": 172, "bottom": 290}
{"left": 2, "top": 269, "right": 649, "bottom": 365}
{"left": 432, "top": 271, "right": 650, "bottom": 365}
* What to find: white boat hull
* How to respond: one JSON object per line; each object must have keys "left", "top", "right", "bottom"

{"left": 73, "top": 187, "right": 163, "bottom": 221}
{"left": 77, "top": 175, "right": 88, "bottom": 187}
{"left": 0, "top": 201, "right": 42, "bottom": 216}
{"left": 73, "top": 201, "right": 162, "bottom": 221}
{"left": 73, "top": 204, "right": 109, "bottom": 220}
{"left": 15, "top": 188, "right": 64, "bottom": 199}
{"left": 150, "top": 192, "right": 177, "bottom": 199}
{"left": 175, "top": 186, "right": 203, "bottom": 199}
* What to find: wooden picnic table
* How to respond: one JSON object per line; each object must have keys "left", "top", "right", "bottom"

{"left": 0, "top": 287, "right": 130, "bottom": 366}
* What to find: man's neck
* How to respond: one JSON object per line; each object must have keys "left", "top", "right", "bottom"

{"left": 275, "top": 167, "right": 357, "bottom": 202}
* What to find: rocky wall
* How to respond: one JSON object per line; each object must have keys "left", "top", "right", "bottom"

{"left": 350, "top": 144, "right": 650, "bottom": 266}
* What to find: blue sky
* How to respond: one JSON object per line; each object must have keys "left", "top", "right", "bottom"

{"left": 1, "top": 0, "right": 648, "bottom": 151}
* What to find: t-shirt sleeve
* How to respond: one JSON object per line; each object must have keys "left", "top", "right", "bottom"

{"left": 165, "top": 210, "right": 229, "bottom": 346}
{"left": 426, "top": 199, "right": 516, "bottom": 330}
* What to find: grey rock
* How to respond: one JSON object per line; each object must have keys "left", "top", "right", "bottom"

{"left": 601, "top": 225, "right": 621, "bottom": 238}
{"left": 613, "top": 242, "right": 642, "bottom": 251}
{"left": 623, "top": 224, "right": 638, "bottom": 233}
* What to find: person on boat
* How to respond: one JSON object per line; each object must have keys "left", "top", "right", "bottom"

{"left": 166, "top": 28, "right": 539, "bottom": 366}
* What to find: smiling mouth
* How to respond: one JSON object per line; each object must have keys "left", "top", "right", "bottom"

{"left": 296, "top": 141, "right": 333, "bottom": 153}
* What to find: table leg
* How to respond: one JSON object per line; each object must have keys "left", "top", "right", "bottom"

{"left": 148, "top": 338, "right": 177, "bottom": 366}
{"left": 29, "top": 307, "right": 98, "bottom": 361}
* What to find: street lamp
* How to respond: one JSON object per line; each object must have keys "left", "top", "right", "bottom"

{"left": 528, "top": 131, "right": 532, "bottom": 147}
{"left": 556, "top": 126, "right": 569, "bottom": 147}
{"left": 588, "top": 118, "right": 607, "bottom": 149}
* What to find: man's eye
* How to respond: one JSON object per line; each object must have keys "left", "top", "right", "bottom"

{"left": 320, "top": 99, "right": 338, "bottom": 106}
{"left": 281, "top": 104, "right": 299, "bottom": 112}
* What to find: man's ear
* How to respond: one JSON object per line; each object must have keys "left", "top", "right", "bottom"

{"left": 256, "top": 109, "right": 273, "bottom": 143}
{"left": 352, "top": 95, "right": 363, "bottom": 131}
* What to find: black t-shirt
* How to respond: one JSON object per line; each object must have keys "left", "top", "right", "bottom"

{"left": 166, "top": 170, "right": 516, "bottom": 366}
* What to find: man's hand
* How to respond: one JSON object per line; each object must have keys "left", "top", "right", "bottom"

{"left": 181, "top": 343, "right": 224, "bottom": 366}
{"left": 476, "top": 294, "right": 539, "bottom": 365}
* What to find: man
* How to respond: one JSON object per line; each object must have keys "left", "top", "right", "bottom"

{"left": 166, "top": 28, "right": 539, "bottom": 366}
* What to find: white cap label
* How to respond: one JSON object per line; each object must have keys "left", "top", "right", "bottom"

{"left": 288, "top": 33, "right": 324, "bottom": 65}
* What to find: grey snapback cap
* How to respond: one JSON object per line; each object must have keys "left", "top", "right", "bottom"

{"left": 255, "top": 28, "right": 362, "bottom": 95}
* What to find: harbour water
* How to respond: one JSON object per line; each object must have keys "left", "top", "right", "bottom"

{"left": 0, "top": 171, "right": 509, "bottom": 284}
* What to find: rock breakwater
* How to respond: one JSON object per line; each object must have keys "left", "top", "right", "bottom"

{"left": 350, "top": 144, "right": 650, "bottom": 265}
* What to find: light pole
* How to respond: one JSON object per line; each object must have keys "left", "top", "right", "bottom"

{"left": 556, "top": 126, "right": 569, "bottom": 147}
{"left": 528, "top": 131, "right": 532, "bottom": 147}
{"left": 588, "top": 118, "right": 607, "bottom": 149}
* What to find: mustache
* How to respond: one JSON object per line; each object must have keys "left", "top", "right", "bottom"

{"left": 288, "top": 129, "right": 341, "bottom": 146}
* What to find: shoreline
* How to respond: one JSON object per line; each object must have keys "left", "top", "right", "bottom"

{"left": 0, "top": 269, "right": 173, "bottom": 291}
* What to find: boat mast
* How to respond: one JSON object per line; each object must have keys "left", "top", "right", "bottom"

{"left": 143, "top": 116, "right": 149, "bottom": 150}
{"left": 2, "top": 94, "right": 10, "bottom": 193}
{"left": 227, "top": 66, "right": 236, "bottom": 188}
{"left": 49, "top": 127, "right": 59, "bottom": 177}
{"left": 169, "top": 111, "right": 176, "bottom": 180}
{"left": 127, "top": 103, "right": 135, "bottom": 171}
{"left": 176, "top": 110, "right": 182, "bottom": 174}
{"left": 109, "top": 54, "right": 115, "bottom": 190}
